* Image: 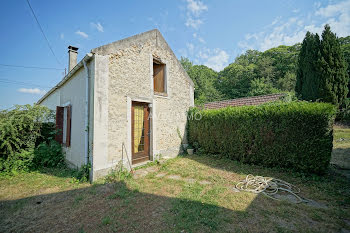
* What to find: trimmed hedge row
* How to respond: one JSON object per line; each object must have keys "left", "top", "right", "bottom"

{"left": 188, "top": 101, "right": 336, "bottom": 174}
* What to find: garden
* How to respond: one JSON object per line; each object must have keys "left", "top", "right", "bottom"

{"left": 0, "top": 102, "right": 349, "bottom": 232}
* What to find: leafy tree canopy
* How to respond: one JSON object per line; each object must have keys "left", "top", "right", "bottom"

{"left": 180, "top": 32, "right": 349, "bottom": 104}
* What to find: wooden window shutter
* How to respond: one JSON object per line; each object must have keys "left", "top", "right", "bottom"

{"left": 55, "top": 106, "right": 64, "bottom": 144}
{"left": 66, "top": 105, "right": 72, "bottom": 147}
{"left": 153, "top": 63, "right": 165, "bottom": 93}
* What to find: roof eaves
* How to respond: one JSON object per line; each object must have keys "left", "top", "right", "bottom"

{"left": 37, "top": 53, "right": 94, "bottom": 105}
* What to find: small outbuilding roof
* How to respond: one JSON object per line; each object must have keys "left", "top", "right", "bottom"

{"left": 202, "top": 93, "right": 286, "bottom": 109}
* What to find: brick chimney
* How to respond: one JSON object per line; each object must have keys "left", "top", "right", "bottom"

{"left": 68, "top": 46, "right": 79, "bottom": 72}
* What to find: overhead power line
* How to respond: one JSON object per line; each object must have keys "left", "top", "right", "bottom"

{"left": 0, "top": 78, "right": 52, "bottom": 88}
{"left": 25, "top": 0, "right": 62, "bottom": 66}
{"left": 0, "top": 63, "right": 64, "bottom": 70}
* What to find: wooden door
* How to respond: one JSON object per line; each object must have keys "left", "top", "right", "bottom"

{"left": 132, "top": 102, "right": 150, "bottom": 164}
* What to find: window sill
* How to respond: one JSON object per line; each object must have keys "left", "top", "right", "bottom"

{"left": 154, "top": 92, "right": 168, "bottom": 98}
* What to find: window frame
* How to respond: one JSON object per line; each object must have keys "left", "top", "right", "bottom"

{"left": 56, "top": 102, "right": 72, "bottom": 147}
{"left": 152, "top": 57, "right": 168, "bottom": 96}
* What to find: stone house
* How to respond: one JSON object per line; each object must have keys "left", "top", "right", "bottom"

{"left": 37, "top": 29, "right": 195, "bottom": 180}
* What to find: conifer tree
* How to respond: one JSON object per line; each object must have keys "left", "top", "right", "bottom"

{"left": 296, "top": 25, "right": 349, "bottom": 106}
{"left": 295, "top": 32, "right": 322, "bottom": 101}
{"left": 319, "top": 25, "right": 349, "bottom": 106}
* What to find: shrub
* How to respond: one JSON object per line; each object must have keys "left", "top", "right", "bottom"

{"left": 188, "top": 101, "right": 336, "bottom": 174}
{"left": 0, "top": 149, "right": 35, "bottom": 173}
{"left": 33, "top": 140, "right": 64, "bottom": 168}
{"left": 75, "top": 163, "right": 91, "bottom": 182}
{"left": 0, "top": 105, "right": 59, "bottom": 173}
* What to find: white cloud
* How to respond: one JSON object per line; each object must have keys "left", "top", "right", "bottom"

{"left": 203, "top": 49, "right": 229, "bottom": 72}
{"left": 198, "top": 37, "right": 205, "bottom": 43}
{"left": 193, "top": 33, "right": 205, "bottom": 43}
{"left": 186, "top": 43, "right": 195, "bottom": 54}
{"left": 182, "top": 41, "right": 230, "bottom": 71}
{"left": 186, "top": 0, "right": 208, "bottom": 16}
{"left": 75, "top": 30, "right": 88, "bottom": 38}
{"left": 315, "top": 0, "right": 350, "bottom": 37}
{"left": 184, "top": 0, "right": 208, "bottom": 29}
{"left": 270, "top": 16, "right": 282, "bottom": 26}
{"left": 185, "top": 17, "right": 203, "bottom": 29}
{"left": 60, "top": 33, "right": 64, "bottom": 39}
{"left": 182, "top": 0, "right": 228, "bottom": 71}
{"left": 314, "top": 2, "right": 321, "bottom": 9}
{"left": 237, "top": 0, "right": 350, "bottom": 52}
{"left": 90, "top": 22, "right": 104, "bottom": 32}
{"left": 18, "top": 88, "right": 46, "bottom": 95}
{"left": 315, "top": 0, "right": 350, "bottom": 17}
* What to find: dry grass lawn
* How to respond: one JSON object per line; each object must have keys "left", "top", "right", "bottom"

{"left": 0, "top": 125, "right": 350, "bottom": 232}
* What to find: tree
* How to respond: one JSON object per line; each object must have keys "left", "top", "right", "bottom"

{"left": 277, "top": 72, "right": 297, "bottom": 91}
{"left": 248, "top": 77, "right": 279, "bottom": 96}
{"left": 217, "top": 63, "right": 257, "bottom": 99}
{"left": 179, "top": 57, "right": 193, "bottom": 73}
{"left": 263, "top": 44, "right": 300, "bottom": 90}
{"left": 339, "top": 36, "right": 350, "bottom": 98}
{"left": 318, "top": 25, "right": 349, "bottom": 106}
{"left": 295, "top": 31, "right": 322, "bottom": 101}
{"left": 187, "top": 65, "right": 224, "bottom": 104}
{"left": 235, "top": 50, "right": 261, "bottom": 66}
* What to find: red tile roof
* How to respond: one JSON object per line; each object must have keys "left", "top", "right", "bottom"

{"left": 203, "top": 93, "right": 286, "bottom": 110}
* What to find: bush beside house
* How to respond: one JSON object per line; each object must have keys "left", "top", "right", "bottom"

{"left": 0, "top": 105, "right": 64, "bottom": 173}
{"left": 188, "top": 101, "right": 336, "bottom": 174}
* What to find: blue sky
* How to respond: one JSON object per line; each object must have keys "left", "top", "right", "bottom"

{"left": 1, "top": 0, "right": 349, "bottom": 109}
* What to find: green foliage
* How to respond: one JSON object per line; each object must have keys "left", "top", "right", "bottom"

{"left": 296, "top": 25, "right": 349, "bottom": 106}
{"left": 188, "top": 102, "right": 336, "bottom": 174}
{"left": 74, "top": 163, "right": 91, "bottom": 183}
{"left": 337, "top": 98, "right": 350, "bottom": 123}
{"left": 263, "top": 44, "right": 301, "bottom": 85}
{"left": 319, "top": 25, "right": 349, "bottom": 106}
{"left": 0, "top": 104, "right": 65, "bottom": 173}
{"left": 104, "top": 162, "right": 131, "bottom": 183}
{"left": 0, "top": 105, "right": 56, "bottom": 172}
{"left": 101, "top": 216, "right": 111, "bottom": 225}
{"left": 296, "top": 31, "right": 322, "bottom": 101}
{"left": 217, "top": 63, "right": 257, "bottom": 98}
{"left": 341, "top": 42, "right": 350, "bottom": 97}
{"left": 248, "top": 77, "right": 279, "bottom": 96}
{"left": 0, "top": 105, "right": 52, "bottom": 157}
{"left": 186, "top": 64, "right": 224, "bottom": 104}
{"left": 179, "top": 57, "right": 193, "bottom": 73}
{"left": 33, "top": 140, "right": 64, "bottom": 168}
{"left": 0, "top": 149, "right": 35, "bottom": 173}
{"left": 181, "top": 33, "right": 350, "bottom": 105}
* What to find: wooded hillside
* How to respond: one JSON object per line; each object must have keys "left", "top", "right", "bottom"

{"left": 181, "top": 35, "right": 350, "bottom": 105}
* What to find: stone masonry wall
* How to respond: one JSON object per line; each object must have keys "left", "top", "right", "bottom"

{"left": 93, "top": 30, "right": 194, "bottom": 176}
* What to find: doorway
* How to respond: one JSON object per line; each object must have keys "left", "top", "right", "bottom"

{"left": 131, "top": 101, "right": 150, "bottom": 164}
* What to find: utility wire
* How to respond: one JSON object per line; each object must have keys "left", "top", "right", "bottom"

{"left": 25, "top": 0, "right": 62, "bottom": 66}
{"left": 0, "top": 78, "right": 52, "bottom": 88}
{"left": 0, "top": 63, "right": 64, "bottom": 70}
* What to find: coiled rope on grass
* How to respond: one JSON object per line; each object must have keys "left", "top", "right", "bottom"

{"left": 235, "top": 174, "right": 305, "bottom": 203}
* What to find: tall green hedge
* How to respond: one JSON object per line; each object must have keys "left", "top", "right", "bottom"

{"left": 188, "top": 102, "right": 336, "bottom": 174}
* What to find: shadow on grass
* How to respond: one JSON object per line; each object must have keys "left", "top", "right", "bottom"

{"left": 1, "top": 155, "right": 349, "bottom": 232}
{"left": 0, "top": 180, "right": 251, "bottom": 233}
{"left": 332, "top": 148, "right": 350, "bottom": 169}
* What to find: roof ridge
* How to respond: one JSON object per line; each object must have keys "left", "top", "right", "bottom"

{"left": 202, "top": 93, "right": 286, "bottom": 109}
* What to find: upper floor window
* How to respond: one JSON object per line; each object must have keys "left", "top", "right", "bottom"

{"left": 153, "top": 58, "right": 167, "bottom": 95}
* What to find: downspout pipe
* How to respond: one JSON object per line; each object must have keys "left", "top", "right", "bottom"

{"left": 83, "top": 53, "right": 93, "bottom": 165}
